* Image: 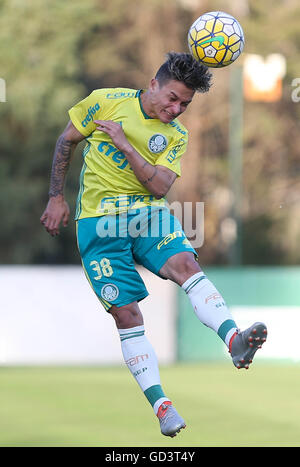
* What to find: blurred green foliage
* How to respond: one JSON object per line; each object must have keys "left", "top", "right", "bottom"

{"left": 0, "top": 0, "right": 300, "bottom": 265}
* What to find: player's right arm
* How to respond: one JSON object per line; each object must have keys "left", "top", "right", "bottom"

{"left": 40, "top": 121, "right": 85, "bottom": 237}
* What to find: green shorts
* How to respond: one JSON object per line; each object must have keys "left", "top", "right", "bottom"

{"left": 76, "top": 206, "right": 196, "bottom": 311}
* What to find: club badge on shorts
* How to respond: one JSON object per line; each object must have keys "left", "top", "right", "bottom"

{"left": 101, "top": 283, "right": 119, "bottom": 301}
{"left": 148, "top": 134, "right": 168, "bottom": 153}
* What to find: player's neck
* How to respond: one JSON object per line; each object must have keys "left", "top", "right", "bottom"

{"left": 140, "top": 90, "right": 157, "bottom": 119}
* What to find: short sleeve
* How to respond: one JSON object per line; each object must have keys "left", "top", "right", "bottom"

{"left": 68, "top": 90, "right": 103, "bottom": 137}
{"left": 154, "top": 134, "right": 188, "bottom": 177}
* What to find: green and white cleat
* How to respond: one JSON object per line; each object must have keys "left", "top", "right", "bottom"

{"left": 230, "top": 322, "right": 267, "bottom": 369}
{"left": 157, "top": 402, "right": 186, "bottom": 437}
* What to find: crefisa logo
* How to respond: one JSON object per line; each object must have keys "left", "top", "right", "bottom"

{"left": 81, "top": 103, "right": 100, "bottom": 127}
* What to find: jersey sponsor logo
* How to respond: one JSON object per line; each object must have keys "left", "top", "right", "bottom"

{"left": 157, "top": 230, "right": 184, "bottom": 250}
{"left": 99, "top": 194, "right": 156, "bottom": 212}
{"left": 169, "top": 121, "right": 187, "bottom": 135}
{"left": 106, "top": 91, "right": 136, "bottom": 99}
{"left": 101, "top": 283, "right": 119, "bottom": 301}
{"left": 81, "top": 103, "right": 100, "bottom": 127}
{"left": 97, "top": 141, "right": 129, "bottom": 170}
{"left": 148, "top": 134, "right": 168, "bottom": 153}
{"left": 166, "top": 138, "right": 185, "bottom": 163}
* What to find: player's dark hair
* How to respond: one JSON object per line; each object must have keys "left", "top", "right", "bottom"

{"left": 155, "top": 52, "right": 212, "bottom": 93}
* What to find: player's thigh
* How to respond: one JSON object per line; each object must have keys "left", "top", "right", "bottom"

{"left": 76, "top": 217, "right": 148, "bottom": 311}
{"left": 132, "top": 206, "right": 197, "bottom": 278}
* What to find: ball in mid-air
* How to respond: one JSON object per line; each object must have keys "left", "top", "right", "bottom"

{"left": 188, "top": 11, "right": 245, "bottom": 68}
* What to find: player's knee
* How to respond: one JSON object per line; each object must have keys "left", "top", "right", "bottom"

{"left": 109, "top": 302, "right": 144, "bottom": 329}
{"left": 160, "top": 252, "right": 201, "bottom": 284}
{"left": 177, "top": 253, "right": 200, "bottom": 277}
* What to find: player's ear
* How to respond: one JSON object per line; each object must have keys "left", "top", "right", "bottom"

{"left": 149, "top": 78, "right": 160, "bottom": 92}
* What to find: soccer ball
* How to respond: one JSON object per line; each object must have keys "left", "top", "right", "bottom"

{"left": 188, "top": 11, "right": 245, "bottom": 68}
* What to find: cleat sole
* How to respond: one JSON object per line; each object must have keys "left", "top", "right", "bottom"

{"left": 170, "top": 424, "right": 186, "bottom": 438}
{"left": 231, "top": 322, "right": 267, "bottom": 370}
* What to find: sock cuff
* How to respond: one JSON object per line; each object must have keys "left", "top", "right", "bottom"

{"left": 118, "top": 325, "right": 145, "bottom": 342}
{"left": 217, "top": 319, "right": 237, "bottom": 343}
{"left": 181, "top": 272, "right": 206, "bottom": 294}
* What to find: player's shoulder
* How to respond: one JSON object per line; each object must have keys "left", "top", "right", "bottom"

{"left": 91, "top": 87, "right": 138, "bottom": 101}
{"left": 167, "top": 118, "right": 188, "bottom": 139}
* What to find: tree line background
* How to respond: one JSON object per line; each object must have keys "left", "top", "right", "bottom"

{"left": 0, "top": 0, "right": 300, "bottom": 266}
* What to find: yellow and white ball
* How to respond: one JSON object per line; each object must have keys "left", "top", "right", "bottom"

{"left": 188, "top": 11, "right": 245, "bottom": 68}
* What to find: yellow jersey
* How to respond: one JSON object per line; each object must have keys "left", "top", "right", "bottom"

{"left": 68, "top": 87, "right": 188, "bottom": 219}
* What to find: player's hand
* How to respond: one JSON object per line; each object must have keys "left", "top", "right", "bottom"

{"left": 40, "top": 195, "right": 70, "bottom": 237}
{"left": 94, "top": 120, "right": 131, "bottom": 153}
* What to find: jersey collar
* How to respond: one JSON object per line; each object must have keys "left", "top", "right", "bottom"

{"left": 136, "top": 89, "right": 154, "bottom": 120}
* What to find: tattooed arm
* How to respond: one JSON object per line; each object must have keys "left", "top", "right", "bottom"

{"left": 40, "top": 121, "right": 85, "bottom": 236}
{"left": 94, "top": 119, "right": 177, "bottom": 199}
{"left": 124, "top": 153, "right": 177, "bottom": 199}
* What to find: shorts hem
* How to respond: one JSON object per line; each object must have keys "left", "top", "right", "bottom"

{"left": 147, "top": 248, "right": 197, "bottom": 278}
{"left": 102, "top": 291, "right": 149, "bottom": 312}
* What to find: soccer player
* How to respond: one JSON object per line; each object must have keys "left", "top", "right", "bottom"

{"left": 40, "top": 52, "right": 267, "bottom": 438}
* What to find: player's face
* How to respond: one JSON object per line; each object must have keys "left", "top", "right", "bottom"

{"left": 149, "top": 79, "right": 195, "bottom": 123}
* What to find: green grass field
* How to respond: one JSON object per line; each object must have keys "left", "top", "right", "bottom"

{"left": 0, "top": 363, "right": 299, "bottom": 447}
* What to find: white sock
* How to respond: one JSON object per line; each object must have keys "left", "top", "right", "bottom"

{"left": 182, "top": 272, "right": 237, "bottom": 347}
{"left": 118, "top": 325, "right": 170, "bottom": 415}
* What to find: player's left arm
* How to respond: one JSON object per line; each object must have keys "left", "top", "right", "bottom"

{"left": 94, "top": 119, "right": 177, "bottom": 198}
